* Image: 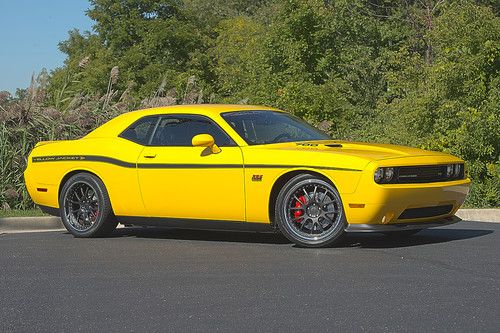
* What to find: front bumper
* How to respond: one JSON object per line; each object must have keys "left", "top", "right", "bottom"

{"left": 342, "top": 175, "right": 470, "bottom": 225}
{"left": 345, "top": 215, "right": 461, "bottom": 233}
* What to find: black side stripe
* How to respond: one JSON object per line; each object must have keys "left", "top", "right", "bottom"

{"left": 32, "top": 155, "right": 135, "bottom": 168}
{"left": 139, "top": 163, "right": 239, "bottom": 169}
{"left": 246, "top": 164, "right": 360, "bottom": 172}
{"left": 32, "top": 155, "right": 362, "bottom": 172}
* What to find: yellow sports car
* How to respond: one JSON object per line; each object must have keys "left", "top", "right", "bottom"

{"left": 24, "top": 104, "right": 470, "bottom": 247}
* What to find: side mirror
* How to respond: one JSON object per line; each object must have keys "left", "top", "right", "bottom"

{"left": 191, "top": 134, "right": 221, "bottom": 154}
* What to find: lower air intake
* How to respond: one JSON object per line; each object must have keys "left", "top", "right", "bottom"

{"left": 398, "top": 205, "right": 453, "bottom": 220}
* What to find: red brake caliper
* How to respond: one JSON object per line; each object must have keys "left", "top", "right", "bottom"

{"left": 293, "top": 196, "right": 307, "bottom": 223}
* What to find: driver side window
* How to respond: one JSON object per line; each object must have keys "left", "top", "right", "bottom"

{"left": 225, "top": 118, "right": 302, "bottom": 144}
{"left": 150, "top": 115, "right": 235, "bottom": 147}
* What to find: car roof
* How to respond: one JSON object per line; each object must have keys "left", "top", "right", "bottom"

{"left": 85, "top": 104, "right": 283, "bottom": 139}
{"left": 131, "top": 104, "right": 280, "bottom": 117}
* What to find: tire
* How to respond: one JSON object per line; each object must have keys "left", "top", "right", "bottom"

{"left": 275, "top": 174, "right": 346, "bottom": 247}
{"left": 383, "top": 229, "right": 422, "bottom": 238}
{"left": 59, "top": 172, "right": 118, "bottom": 237}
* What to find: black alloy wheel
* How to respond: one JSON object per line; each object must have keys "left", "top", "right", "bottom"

{"left": 275, "top": 174, "right": 346, "bottom": 247}
{"left": 59, "top": 172, "right": 117, "bottom": 237}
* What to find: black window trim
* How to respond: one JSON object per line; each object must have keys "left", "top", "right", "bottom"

{"left": 119, "top": 115, "right": 161, "bottom": 145}
{"left": 120, "top": 113, "right": 237, "bottom": 147}
{"left": 146, "top": 116, "right": 162, "bottom": 145}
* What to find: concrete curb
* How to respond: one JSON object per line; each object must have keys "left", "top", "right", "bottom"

{"left": 0, "top": 216, "right": 64, "bottom": 233}
{"left": 455, "top": 209, "right": 500, "bottom": 223}
{"left": 0, "top": 209, "right": 499, "bottom": 233}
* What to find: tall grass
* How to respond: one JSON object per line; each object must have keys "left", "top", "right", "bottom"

{"left": 0, "top": 72, "right": 202, "bottom": 211}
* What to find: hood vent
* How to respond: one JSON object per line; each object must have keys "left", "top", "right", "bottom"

{"left": 295, "top": 142, "right": 343, "bottom": 148}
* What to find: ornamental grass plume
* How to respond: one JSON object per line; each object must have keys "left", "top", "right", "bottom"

{"left": 78, "top": 56, "right": 90, "bottom": 69}
{"left": 41, "top": 107, "right": 61, "bottom": 120}
{"left": 182, "top": 75, "right": 201, "bottom": 104}
{"left": 110, "top": 66, "right": 119, "bottom": 85}
{"left": 157, "top": 77, "right": 167, "bottom": 96}
{"left": 141, "top": 96, "right": 177, "bottom": 108}
{"left": 0, "top": 91, "right": 10, "bottom": 103}
{"left": 3, "top": 188, "right": 19, "bottom": 200}
{"left": 141, "top": 85, "right": 178, "bottom": 108}
{"left": 62, "top": 110, "right": 80, "bottom": 124}
{"left": 103, "top": 66, "right": 120, "bottom": 111}
{"left": 0, "top": 110, "right": 7, "bottom": 123}
{"left": 317, "top": 120, "right": 333, "bottom": 132}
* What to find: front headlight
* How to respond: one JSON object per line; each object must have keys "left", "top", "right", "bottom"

{"left": 454, "top": 164, "right": 461, "bottom": 177}
{"left": 446, "top": 165, "right": 454, "bottom": 177}
{"left": 374, "top": 167, "right": 395, "bottom": 183}
{"left": 384, "top": 167, "right": 395, "bottom": 181}
{"left": 374, "top": 168, "right": 384, "bottom": 183}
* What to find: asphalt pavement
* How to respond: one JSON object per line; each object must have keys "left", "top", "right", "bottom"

{"left": 1, "top": 221, "right": 499, "bottom": 332}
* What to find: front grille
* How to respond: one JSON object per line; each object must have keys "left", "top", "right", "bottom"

{"left": 383, "top": 164, "right": 465, "bottom": 184}
{"left": 397, "top": 165, "right": 449, "bottom": 183}
{"left": 398, "top": 205, "right": 453, "bottom": 219}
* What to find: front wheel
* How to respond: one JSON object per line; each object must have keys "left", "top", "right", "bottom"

{"left": 59, "top": 173, "right": 118, "bottom": 237}
{"left": 275, "top": 174, "right": 346, "bottom": 247}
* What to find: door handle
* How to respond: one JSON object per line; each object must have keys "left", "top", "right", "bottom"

{"left": 143, "top": 154, "right": 156, "bottom": 159}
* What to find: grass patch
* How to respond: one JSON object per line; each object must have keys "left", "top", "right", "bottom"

{"left": 0, "top": 208, "right": 47, "bottom": 218}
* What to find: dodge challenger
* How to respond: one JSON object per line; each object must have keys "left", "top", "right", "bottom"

{"left": 24, "top": 104, "right": 470, "bottom": 247}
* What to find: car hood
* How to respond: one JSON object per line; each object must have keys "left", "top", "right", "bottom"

{"left": 258, "top": 140, "right": 444, "bottom": 160}
{"left": 244, "top": 140, "right": 458, "bottom": 171}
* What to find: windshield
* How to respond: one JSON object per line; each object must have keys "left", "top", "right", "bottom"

{"left": 221, "top": 110, "right": 331, "bottom": 145}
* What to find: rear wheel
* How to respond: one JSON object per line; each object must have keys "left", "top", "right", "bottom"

{"left": 59, "top": 173, "right": 117, "bottom": 237}
{"left": 275, "top": 174, "right": 346, "bottom": 247}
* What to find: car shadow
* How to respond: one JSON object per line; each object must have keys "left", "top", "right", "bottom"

{"left": 109, "top": 227, "right": 291, "bottom": 245}
{"left": 107, "top": 226, "right": 494, "bottom": 248}
{"left": 341, "top": 228, "right": 494, "bottom": 249}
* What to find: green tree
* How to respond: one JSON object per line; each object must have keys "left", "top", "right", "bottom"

{"left": 4, "top": 0, "right": 498, "bottom": 209}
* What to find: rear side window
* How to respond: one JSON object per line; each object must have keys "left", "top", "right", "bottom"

{"left": 150, "top": 115, "right": 234, "bottom": 147}
{"left": 120, "top": 116, "right": 159, "bottom": 145}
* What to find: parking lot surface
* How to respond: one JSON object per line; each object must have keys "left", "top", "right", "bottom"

{"left": 1, "top": 221, "right": 499, "bottom": 332}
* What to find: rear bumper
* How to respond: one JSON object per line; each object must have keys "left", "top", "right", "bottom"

{"left": 345, "top": 215, "right": 460, "bottom": 233}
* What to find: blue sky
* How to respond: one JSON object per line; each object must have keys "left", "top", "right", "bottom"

{"left": 0, "top": 0, "right": 93, "bottom": 93}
